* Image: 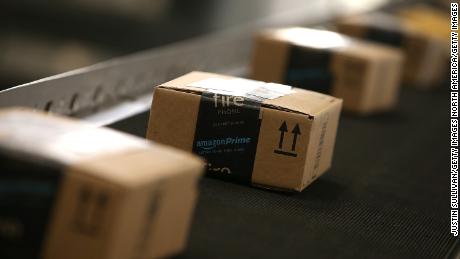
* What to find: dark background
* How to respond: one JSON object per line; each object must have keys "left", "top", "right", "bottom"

{"left": 0, "top": 0, "right": 341, "bottom": 89}
{"left": 0, "top": 0, "right": 456, "bottom": 258}
{"left": 0, "top": 0, "right": 446, "bottom": 90}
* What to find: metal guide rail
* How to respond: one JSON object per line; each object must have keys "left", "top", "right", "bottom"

{"left": 0, "top": 0, "right": 386, "bottom": 125}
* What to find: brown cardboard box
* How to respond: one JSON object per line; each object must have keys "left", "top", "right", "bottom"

{"left": 146, "top": 71, "right": 342, "bottom": 192}
{"left": 336, "top": 13, "right": 447, "bottom": 88}
{"left": 250, "top": 27, "right": 403, "bottom": 114}
{"left": 0, "top": 108, "right": 204, "bottom": 259}
{"left": 398, "top": 4, "right": 451, "bottom": 45}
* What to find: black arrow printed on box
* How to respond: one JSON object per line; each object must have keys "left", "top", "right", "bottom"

{"left": 73, "top": 186, "right": 109, "bottom": 236}
{"left": 291, "top": 124, "right": 301, "bottom": 151}
{"left": 274, "top": 121, "right": 301, "bottom": 157}
{"left": 278, "top": 121, "right": 288, "bottom": 149}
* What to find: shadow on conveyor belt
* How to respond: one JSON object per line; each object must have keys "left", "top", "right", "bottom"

{"left": 110, "top": 84, "right": 455, "bottom": 259}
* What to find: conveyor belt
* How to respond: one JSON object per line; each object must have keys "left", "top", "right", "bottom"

{"left": 110, "top": 85, "right": 456, "bottom": 259}
{"left": 0, "top": 0, "right": 456, "bottom": 258}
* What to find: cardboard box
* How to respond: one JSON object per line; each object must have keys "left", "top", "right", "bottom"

{"left": 146, "top": 71, "right": 342, "bottom": 192}
{"left": 336, "top": 13, "right": 447, "bottom": 88}
{"left": 398, "top": 4, "right": 451, "bottom": 45}
{"left": 250, "top": 27, "right": 403, "bottom": 114}
{"left": 0, "top": 108, "right": 204, "bottom": 259}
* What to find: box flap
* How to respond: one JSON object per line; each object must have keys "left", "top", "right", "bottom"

{"left": 159, "top": 71, "right": 341, "bottom": 117}
{"left": 261, "top": 26, "right": 402, "bottom": 61}
{"left": 338, "top": 12, "right": 421, "bottom": 37}
{"left": 339, "top": 12, "right": 408, "bottom": 32}
{"left": 259, "top": 27, "right": 352, "bottom": 50}
{"left": 0, "top": 108, "right": 204, "bottom": 187}
{"left": 0, "top": 108, "right": 149, "bottom": 165}
{"left": 341, "top": 40, "right": 403, "bottom": 62}
{"left": 398, "top": 5, "right": 451, "bottom": 42}
{"left": 73, "top": 147, "right": 204, "bottom": 188}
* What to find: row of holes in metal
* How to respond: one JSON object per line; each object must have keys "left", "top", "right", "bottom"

{"left": 38, "top": 37, "right": 250, "bottom": 114}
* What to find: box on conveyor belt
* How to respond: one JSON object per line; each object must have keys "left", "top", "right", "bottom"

{"left": 397, "top": 4, "right": 452, "bottom": 45}
{"left": 250, "top": 27, "right": 403, "bottom": 114}
{"left": 146, "top": 71, "right": 342, "bottom": 192}
{"left": 336, "top": 12, "right": 447, "bottom": 88}
{"left": 0, "top": 108, "right": 204, "bottom": 259}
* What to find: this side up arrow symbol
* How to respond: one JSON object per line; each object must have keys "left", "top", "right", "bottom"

{"left": 278, "top": 121, "right": 288, "bottom": 149}
{"left": 291, "top": 123, "right": 301, "bottom": 151}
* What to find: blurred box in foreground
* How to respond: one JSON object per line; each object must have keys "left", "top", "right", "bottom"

{"left": 337, "top": 13, "right": 447, "bottom": 88}
{"left": 147, "top": 71, "right": 342, "bottom": 192}
{"left": 250, "top": 27, "right": 403, "bottom": 114}
{"left": 0, "top": 108, "right": 203, "bottom": 259}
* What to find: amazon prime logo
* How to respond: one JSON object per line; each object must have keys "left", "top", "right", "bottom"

{"left": 195, "top": 137, "right": 251, "bottom": 151}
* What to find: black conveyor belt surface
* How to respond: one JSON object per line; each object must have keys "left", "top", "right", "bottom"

{"left": 110, "top": 85, "right": 455, "bottom": 259}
